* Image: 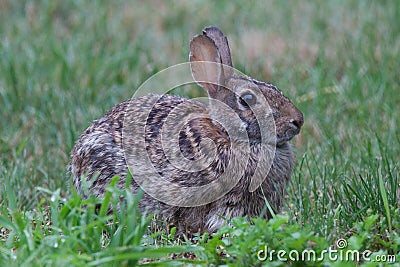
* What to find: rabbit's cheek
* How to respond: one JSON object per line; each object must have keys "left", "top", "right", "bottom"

{"left": 246, "top": 122, "right": 262, "bottom": 141}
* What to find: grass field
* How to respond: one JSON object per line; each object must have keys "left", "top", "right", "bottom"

{"left": 0, "top": 0, "right": 399, "bottom": 266}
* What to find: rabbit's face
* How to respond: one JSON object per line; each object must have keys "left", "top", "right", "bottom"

{"left": 222, "top": 75, "right": 303, "bottom": 146}
{"left": 189, "top": 26, "right": 303, "bottom": 147}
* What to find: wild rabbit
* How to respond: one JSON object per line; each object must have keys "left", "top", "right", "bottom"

{"left": 69, "top": 26, "right": 304, "bottom": 234}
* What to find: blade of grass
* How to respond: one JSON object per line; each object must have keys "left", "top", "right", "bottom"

{"left": 379, "top": 172, "right": 391, "bottom": 230}
{"left": 98, "top": 176, "right": 120, "bottom": 217}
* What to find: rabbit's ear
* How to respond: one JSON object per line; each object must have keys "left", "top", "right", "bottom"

{"left": 190, "top": 34, "right": 224, "bottom": 97}
{"left": 203, "top": 26, "right": 233, "bottom": 79}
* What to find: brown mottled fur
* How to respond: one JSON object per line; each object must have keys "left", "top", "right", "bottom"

{"left": 69, "top": 26, "right": 303, "bottom": 234}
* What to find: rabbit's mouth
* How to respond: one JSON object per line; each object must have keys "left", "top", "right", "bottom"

{"left": 276, "top": 123, "right": 301, "bottom": 147}
{"left": 276, "top": 136, "right": 293, "bottom": 147}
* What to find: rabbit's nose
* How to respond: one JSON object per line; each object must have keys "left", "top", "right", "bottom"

{"left": 286, "top": 107, "right": 304, "bottom": 136}
{"left": 289, "top": 112, "right": 304, "bottom": 130}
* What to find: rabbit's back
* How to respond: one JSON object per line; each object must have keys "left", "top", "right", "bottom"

{"left": 70, "top": 94, "right": 232, "bottom": 197}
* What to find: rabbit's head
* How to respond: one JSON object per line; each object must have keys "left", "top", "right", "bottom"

{"left": 189, "top": 26, "right": 304, "bottom": 146}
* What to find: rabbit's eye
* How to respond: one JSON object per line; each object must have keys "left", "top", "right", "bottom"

{"left": 239, "top": 93, "right": 257, "bottom": 107}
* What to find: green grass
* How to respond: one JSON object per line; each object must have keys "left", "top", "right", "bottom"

{"left": 0, "top": 0, "right": 399, "bottom": 265}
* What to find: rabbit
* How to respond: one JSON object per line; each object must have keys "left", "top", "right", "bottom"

{"left": 69, "top": 26, "right": 304, "bottom": 234}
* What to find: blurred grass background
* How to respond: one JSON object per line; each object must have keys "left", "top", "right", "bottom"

{"left": 0, "top": 0, "right": 399, "bottom": 242}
